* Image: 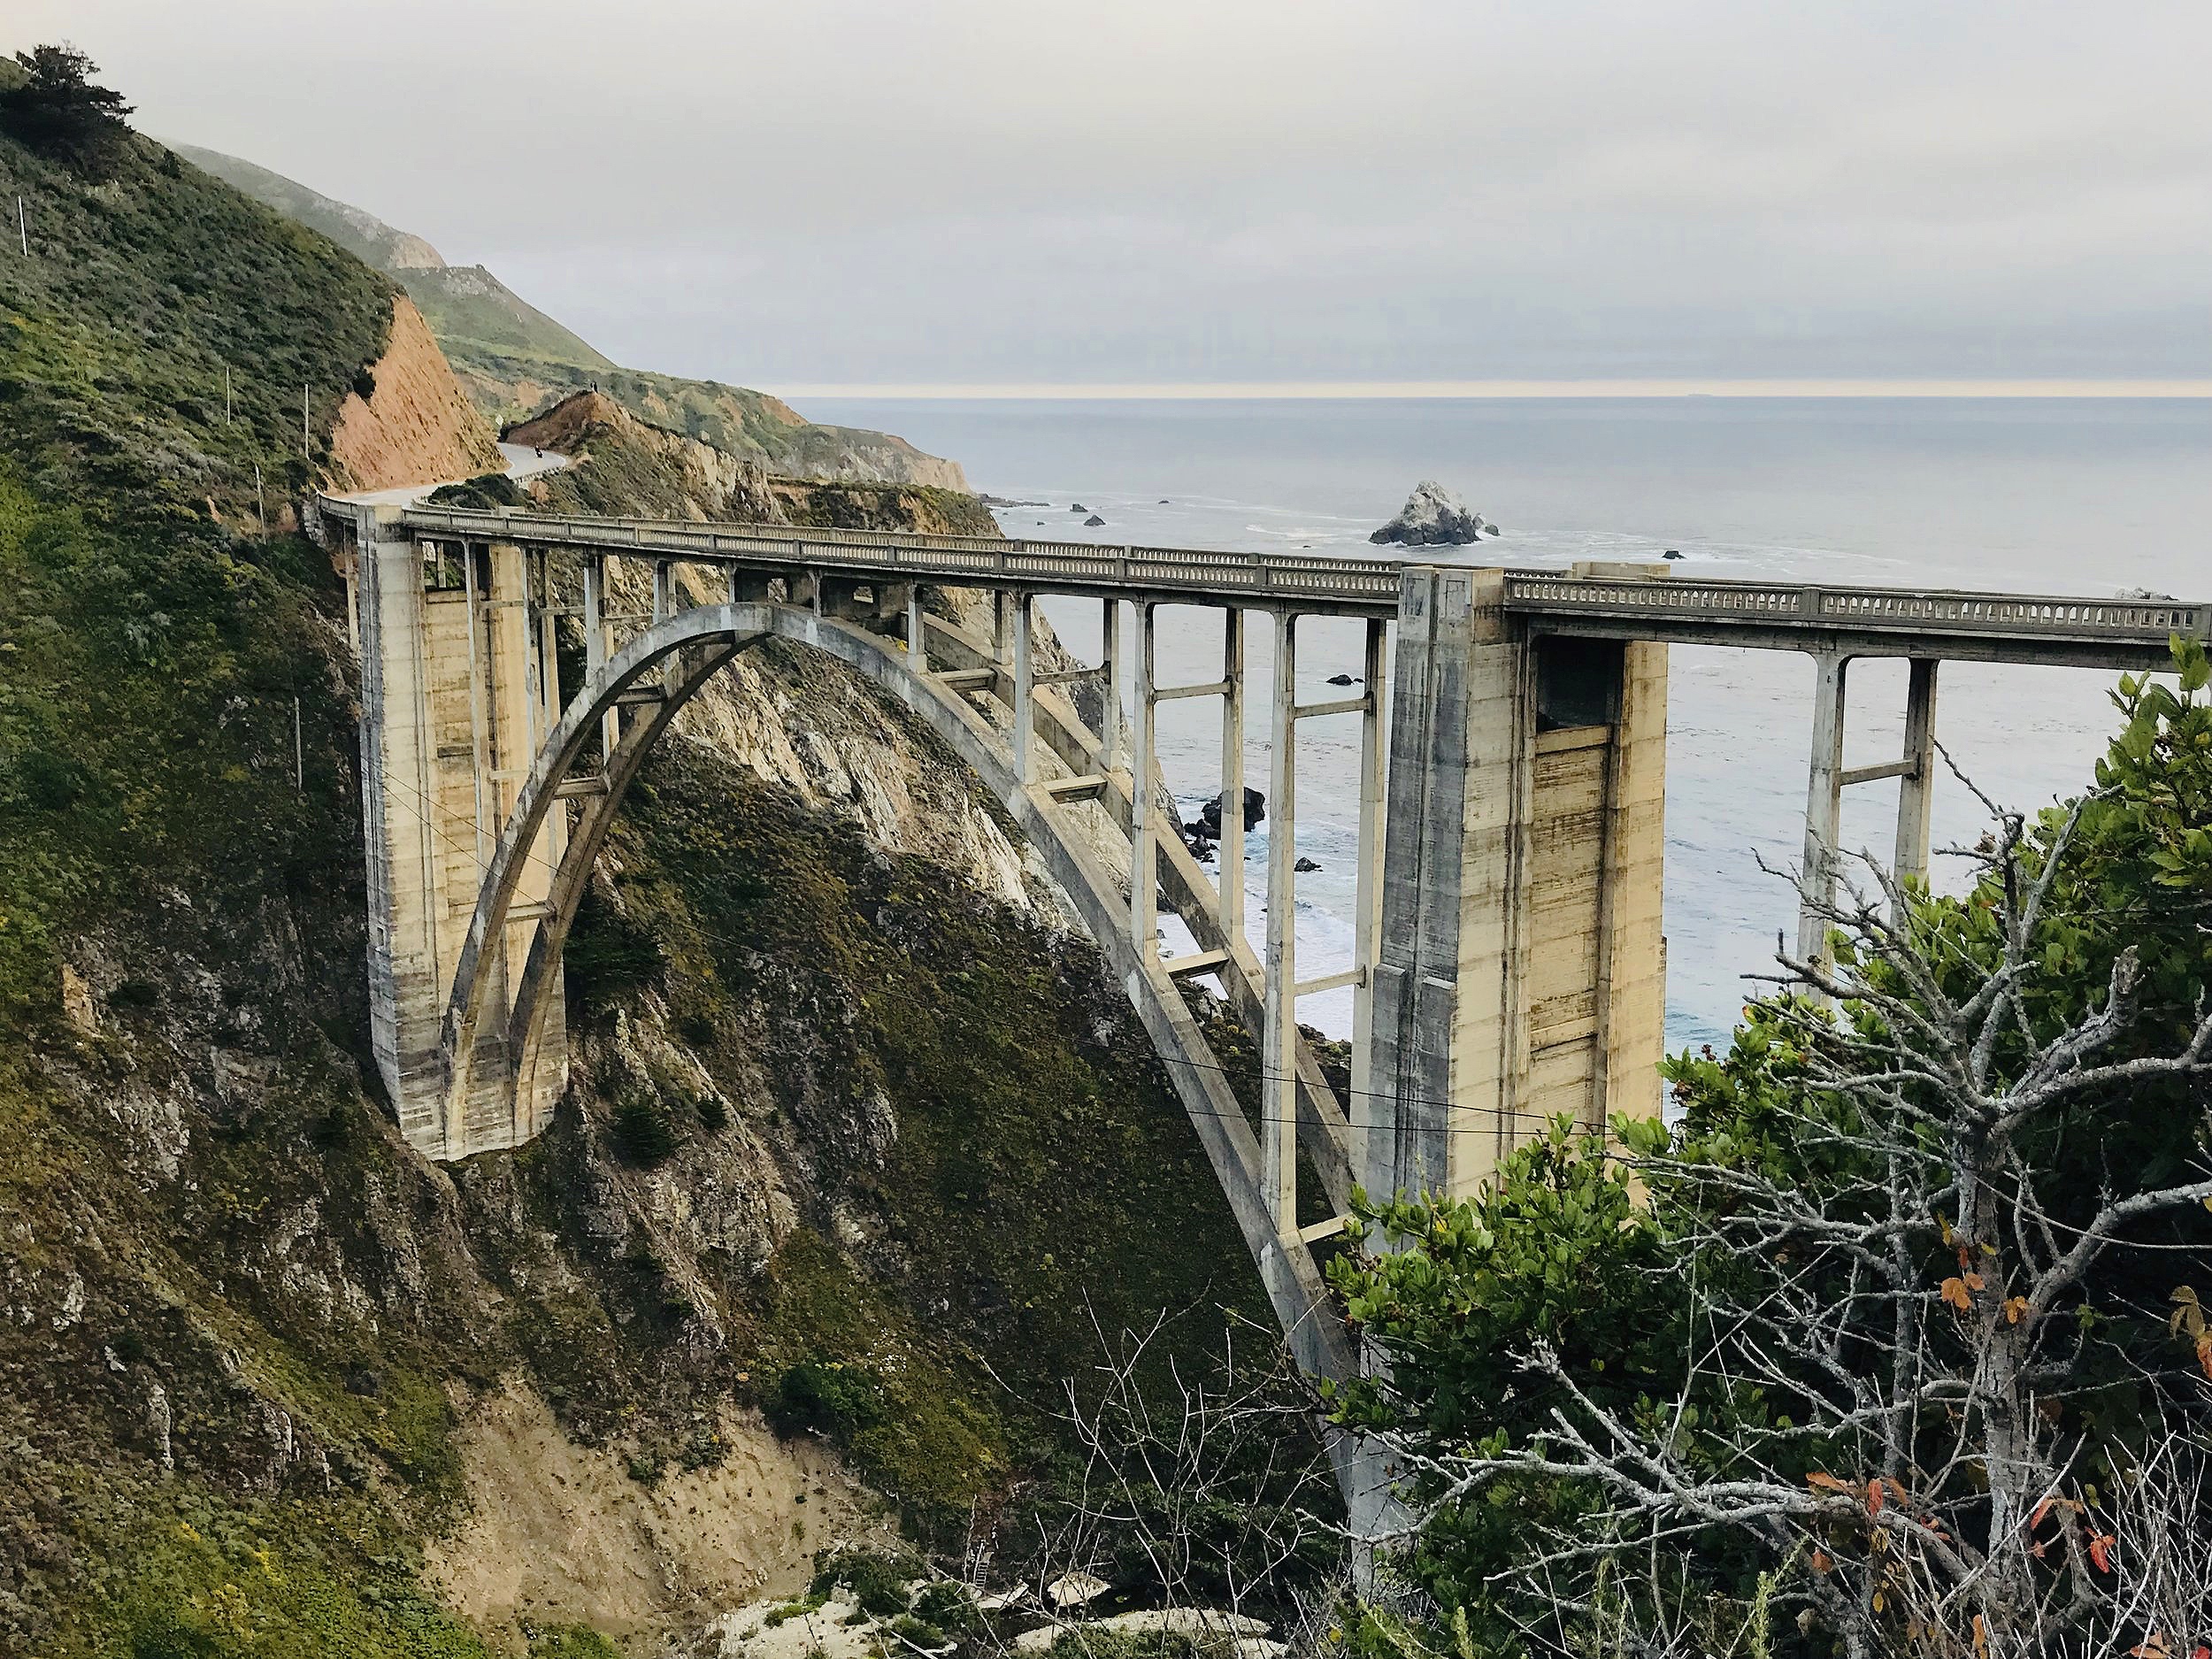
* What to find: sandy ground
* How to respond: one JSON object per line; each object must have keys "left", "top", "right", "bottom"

{"left": 426, "top": 1380, "right": 894, "bottom": 1649}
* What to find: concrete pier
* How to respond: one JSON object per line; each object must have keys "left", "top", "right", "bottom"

{"left": 350, "top": 507, "right": 564, "bottom": 1159}
{"left": 1363, "top": 564, "right": 1670, "bottom": 1202}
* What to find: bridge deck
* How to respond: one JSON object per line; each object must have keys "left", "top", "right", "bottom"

{"left": 344, "top": 503, "right": 2206, "bottom": 670}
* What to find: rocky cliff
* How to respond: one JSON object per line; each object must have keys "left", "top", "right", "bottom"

{"left": 503, "top": 391, "right": 992, "bottom": 534}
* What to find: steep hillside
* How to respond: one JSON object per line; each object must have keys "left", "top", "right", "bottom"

{"left": 168, "top": 142, "right": 452, "bottom": 274}
{"left": 175, "top": 142, "right": 968, "bottom": 490}
{"left": 172, "top": 142, "right": 615, "bottom": 376}
{"left": 488, "top": 362, "right": 972, "bottom": 491}
{"left": 3, "top": 67, "right": 1280, "bottom": 1659}
{"left": 500, "top": 392, "right": 993, "bottom": 533}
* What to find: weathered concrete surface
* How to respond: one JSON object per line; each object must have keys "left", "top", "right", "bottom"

{"left": 1364, "top": 564, "right": 1670, "bottom": 1205}
{"left": 351, "top": 508, "right": 563, "bottom": 1159}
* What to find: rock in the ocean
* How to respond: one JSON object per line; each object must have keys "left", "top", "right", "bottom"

{"left": 1070, "top": 503, "right": 1088, "bottom": 513}
{"left": 1085, "top": 513, "right": 1106, "bottom": 526}
{"left": 1294, "top": 856, "right": 1321, "bottom": 872}
{"left": 1200, "top": 787, "right": 1266, "bottom": 835}
{"left": 1370, "top": 480, "right": 1491, "bottom": 547}
{"left": 1663, "top": 549, "right": 1684, "bottom": 560}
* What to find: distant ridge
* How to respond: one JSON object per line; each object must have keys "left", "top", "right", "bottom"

{"left": 170, "top": 142, "right": 967, "bottom": 489}
{"left": 764, "top": 378, "right": 2212, "bottom": 401}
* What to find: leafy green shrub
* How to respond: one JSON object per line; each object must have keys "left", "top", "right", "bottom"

{"left": 526, "top": 1623, "right": 624, "bottom": 1659}
{"left": 910, "top": 1581, "right": 978, "bottom": 1635}
{"left": 807, "top": 1543, "right": 921, "bottom": 1617}
{"left": 128, "top": 1606, "right": 223, "bottom": 1659}
{"left": 609, "top": 1091, "right": 678, "bottom": 1164}
{"left": 564, "top": 887, "right": 665, "bottom": 1010}
{"left": 772, "top": 1360, "right": 887, "bottom": 1444}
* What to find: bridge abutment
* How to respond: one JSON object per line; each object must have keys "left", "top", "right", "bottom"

{"left": 1363, "top": 564, "right": 1670, "bottom": 1203}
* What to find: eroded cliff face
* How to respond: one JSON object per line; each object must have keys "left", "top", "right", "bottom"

{"left": 506, "top": 392, "right": 995, "bottom": 535}
{"left": 326, "top": 296, "right": 503, "bottom": 493}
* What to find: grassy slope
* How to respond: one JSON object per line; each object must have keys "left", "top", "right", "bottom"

{"left": 173, "top": 142, "right": 615, "bottom": 375}
{"left": 0, "top": 96, "right": 1278, "bottom": 1655}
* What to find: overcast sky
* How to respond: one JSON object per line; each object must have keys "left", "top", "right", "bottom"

{"left": 13, "top": 0, "right": 2209, "bottom": 389}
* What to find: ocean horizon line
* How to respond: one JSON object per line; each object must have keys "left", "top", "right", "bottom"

{"left": 772, "top": 377, "right": 2212, "bottom": 402}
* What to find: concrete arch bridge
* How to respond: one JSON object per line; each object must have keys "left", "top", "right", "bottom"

{"left": 318, "top": 497, "right": 2204, "bottom": 1454}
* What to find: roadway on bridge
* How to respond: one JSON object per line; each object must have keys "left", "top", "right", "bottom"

{"left": 335, "top": 440, "right": 570, "bottom": 510}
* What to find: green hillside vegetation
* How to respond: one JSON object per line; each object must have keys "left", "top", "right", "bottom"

{"left": 171, "top": 145, "right": 616, "bottom": 379}
{"left": 1, "top": 53, "right": 1282, "bottom": 1656}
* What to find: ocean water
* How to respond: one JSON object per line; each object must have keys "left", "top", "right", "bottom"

{"left": 805, "top": 397, "right": 2212, "bottom": 1048}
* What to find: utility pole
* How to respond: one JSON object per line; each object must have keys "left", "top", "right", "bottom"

{"left": 293, "top": 696, "right": 304, "bottom": 792}
{"left": 301, "top": 383, "right": 310, "bottom": 457}
{"left": 16, "top": 196, "right": 26, "bottom": 257}
{"left": 254, "top": 464, "right": 266, "bottom": 535}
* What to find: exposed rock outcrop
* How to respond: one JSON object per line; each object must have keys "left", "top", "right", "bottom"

{"left": 326, "top": 295, "right": 502, "bottom": 491}
{"left": 1370, "top": 480, "right": 1495, "bottom": 547}
{"left": 509, "top": 391, "right": 996, "bottom": 535}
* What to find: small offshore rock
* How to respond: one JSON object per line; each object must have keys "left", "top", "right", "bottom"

{"left": 1663, "top": 549, "right": 1684, "bottom": 560}
{"left": 1371, "top": 480, "right": 1490, "bottom": 547}
{"left": 1294, "top": 856, "right": 1322, "bottom": 872}
{"left": 1084, "top": 514, "right": 1106, "bottom": 526}
{"left": 1325, "top": 672, "right": 1360, "bottom": 687}
{"left": 1070, "top": 503, "right": 1087, "bottom": 513}
{"left": 1200, "top": 787, "right": 1266, "bottom": 835}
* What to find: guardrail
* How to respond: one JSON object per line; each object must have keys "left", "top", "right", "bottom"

{"left": 319, "top": 496, "right": 2206, "bottom": 649}
{"left": 1502, "top": 573, "right": 2206, "bottom": 645}
{"left": 363, "top": 503, "right": 1409, "bottom": 608}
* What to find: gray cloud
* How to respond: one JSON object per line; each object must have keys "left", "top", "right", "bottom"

{"left": 16, "top": 0, "right": 2209, "bottom": 384}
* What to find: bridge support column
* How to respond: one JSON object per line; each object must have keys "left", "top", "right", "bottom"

{"left": 1011, "top": 591, "right": 1034, "bottom": 781}
{"left": 1894, "top": 657, "right": 1939, "bottom": 892}
{"left": 1101, "top": 599, "right": 1123, "bottom": 777}
{"left": 350, "top": 509, "right": 565, "bottom": 1160}
{"left": 1219, "top": 610, "right": 1246, "bottom": 944}
{"left": 1363, "top": 565, "right": 1670, "bottom": 1204}
{"left": 1349, "top": 616, "right": 1387, "bottom": 1171}
{"left": 1797, "top": 650, "right": 1849, "bottom": 967}
{"left": 1263, "top": 611, "right": 1300, "bottom": 1232}
{"left": 1130, "top": 603, "right": 1159, "bottom": 951}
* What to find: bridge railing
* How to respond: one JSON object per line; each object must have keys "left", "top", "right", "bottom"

{"left": 1502, "top": 573, "right": 2207, "bottom": 644}
{"left": 321, "top": 496, "right": 2207, "bottom": 646}
{"left": 373, "top": 504, "right": 1409, "bottom": 608}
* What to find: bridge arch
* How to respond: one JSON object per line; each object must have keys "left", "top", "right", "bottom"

{"left": 439, "top": 597, "right": 1360, "bottom": 1386}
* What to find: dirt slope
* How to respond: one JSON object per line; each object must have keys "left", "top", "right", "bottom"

{"left": 327, "top": 295, "right": 503, "bottom": 490}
